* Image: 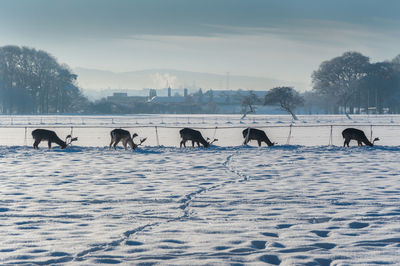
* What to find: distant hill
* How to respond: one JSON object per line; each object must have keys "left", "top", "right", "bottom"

{"left": 75, "top": 68, "right": 308, "bottom": 99}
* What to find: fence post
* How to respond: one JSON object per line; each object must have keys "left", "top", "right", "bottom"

{"left": 212, "top": 126, "right": 218, "bottom": 140}
{"left": 70, "top": 126, "right": 74, "bottom": 137}
{"left": 155, "top": 126, "right": 160, "bottom": 146}
{"left": 286, "top": 124, "right": 292, "bottom": 145}
{"left": 244, "top": 127, "right": 251, "bottom": 145}
{"left": 24, "top": 127, "right": 27, "bottom": 146}
{"left": 329, "top": 125, "right": 333, "bottom": 146}
{"left": 370, "top": 125, "right": 373, "bottom": 142}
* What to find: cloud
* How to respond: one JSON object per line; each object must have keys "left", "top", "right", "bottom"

{"left": 151, "top": 73, "right": 177, "bottom": 89}
{"left": 2, "top": 0, "right": 400, "bottom": 40}
{"left": 2, "top": 0, "right": 399, "bottom": 90}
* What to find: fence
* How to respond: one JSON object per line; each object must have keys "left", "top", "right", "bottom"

{"left": 2, "top": 114, "right": 400, "bottom": 127}
{"left": 0, "top": 123, "right": 398, "bottom": 147}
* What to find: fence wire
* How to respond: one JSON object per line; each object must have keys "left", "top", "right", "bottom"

{"left": 0, "top": 123, "right": 398, "bottom": 147}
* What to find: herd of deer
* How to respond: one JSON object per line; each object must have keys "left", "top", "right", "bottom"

{"left": 30, "top": 127, "right": 380, "bottom": 150}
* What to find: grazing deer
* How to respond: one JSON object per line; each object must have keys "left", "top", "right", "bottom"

{"left": 342, "top": 128, "right": 379, "bottom": 147}
{"left": 242, "top": 127, "right": 275, "bottom": 147}
{"left": 32, "top": 129, "right": 77, "bottom": 149}
{"left": 179, "top": 128, "right": 217, "bottom": 148}
{"left": 109, "top": 129, "right": 146, "bottom": 150}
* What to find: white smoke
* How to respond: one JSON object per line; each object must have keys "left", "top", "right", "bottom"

{"left": 151, "top": 73, "right": 177, "bottom": 89}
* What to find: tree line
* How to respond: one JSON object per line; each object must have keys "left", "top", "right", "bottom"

{"left": 1, "top": 46, "right": 400, "bottom": 115}
{"left": 0, "top": 45, "right": 89, "bottom": 114}
{"left": 246, "top": 51, "right": 400, "bottom": 118}
{"left": 308, "top": 51, "right": 400, "bottom": 114}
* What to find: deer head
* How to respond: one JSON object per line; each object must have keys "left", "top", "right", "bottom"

{"left": 65, "top": 135, "right": 78, "bottom": 147}
{"left": 206, "top": 137, "right": 218, "bottom": 146}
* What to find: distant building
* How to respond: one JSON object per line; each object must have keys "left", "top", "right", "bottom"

{"left": 111, "top": 92, "right": 128, "bottom": 98}
{"left": 133, "top": 87, "right": 188, "bottom": 103}
{"left": 105, "top": 89, "right": 283, "bottom": 114}
{"left": 149, "top": 96, "right": 185, "bottom": 104}
{"left": 107, "top": 92, "right": 147, "bottom": 104}
{"left": 149, "top": 89, "right": 157, "bottom": 100}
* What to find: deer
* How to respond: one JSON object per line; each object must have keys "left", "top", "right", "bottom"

{"left": 242, "top": 127, "right": 275, "bottom": 147}
{"left": 342, "top": 128, "right": 379, "bottom": 147}
{"left": 179, "top": 128, "right": 217, "bottom": 148}
{"left": 32, "top": 129, "right": 77, "bottom": 149}
{"left": 109, "top": 129, "right": 146, "bottom": 150}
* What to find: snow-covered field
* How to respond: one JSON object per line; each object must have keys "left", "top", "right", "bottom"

{"left": 1, "top": 115, "right": 400, "bottom": 265}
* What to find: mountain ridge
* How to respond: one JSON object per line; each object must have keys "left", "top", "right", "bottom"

{"left": 75, "top": 67, "right": 309, "bottom": 93}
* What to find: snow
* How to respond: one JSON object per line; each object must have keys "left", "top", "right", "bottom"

{"left": 1, "top": 115, "right": 400, "bottom": 264}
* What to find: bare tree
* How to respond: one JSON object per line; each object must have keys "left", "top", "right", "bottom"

{"left": 233, "top": 90, "right": 260, "bottom": 119}
{"left": 264, "top": 87, "right": 303, "bottom": 120}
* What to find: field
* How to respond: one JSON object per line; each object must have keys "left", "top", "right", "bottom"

{"left": 1, "top": 114, "right": 400, "bottom": 265}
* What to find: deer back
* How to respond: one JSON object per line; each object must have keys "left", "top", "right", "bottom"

{"left": 243, "top": 128, "right": 272, "bottom": 143}
{"left": 342, "top": 128, "right": 373, "bottom": 146}
{"left": 180, "top": 128, "right": 209, "bottom": 147}
{"left": 111, "top": 128, "right": 135, "bottom": 148}
{"left": 32, "top": 129, "right": 67, "bottom": 148}
{"left": 243, "top": 128, "right": 264, "bottom": 139}
{"left": 110, "top": 129, "right": 131, "bottom": 139}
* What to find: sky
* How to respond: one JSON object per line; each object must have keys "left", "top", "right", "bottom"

{"left": 1, "top": 0, "right": 400, "bottom": 91}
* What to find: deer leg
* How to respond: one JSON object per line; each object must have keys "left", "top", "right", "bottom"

{"left": 257, "top": 140, "right": 262, "bottom": 147}
{"left": 113, "top": 138, "right": 121, "bottom": 149}
{"left": 344, "top": 139, "right": 350, "bottom": 147}
{"left": 48, "top": 141, "right": 52, "bottom": 149}
{"left": 358, "top": 141, "right": 363, "bottom": 146}
{"left": 180, "top": 140, "right": 186, "bottom": 148}
{"left": 122, "top": 140, "right": 128, "bottom": 150}
{"left": 109, "top": 138, "right": 115, "bottom": 149}
{"left": 33, "top": 140, "right": 40, "bottom": 149}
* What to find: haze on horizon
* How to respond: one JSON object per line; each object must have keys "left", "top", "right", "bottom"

{"left": 1, "top": 0, "right": 400, "bottom": 91}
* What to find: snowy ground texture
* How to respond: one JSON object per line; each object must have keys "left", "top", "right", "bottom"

{"left": 1, "top": 115, "right": 400, "bottom": 265}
